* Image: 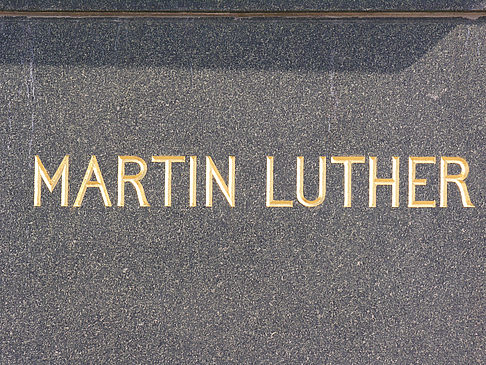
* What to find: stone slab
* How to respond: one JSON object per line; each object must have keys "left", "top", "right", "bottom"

{"left": 0, "top": 17, "right": 485, "bottom": 363}
{"left": 0, "top": 0, "right": 485, "bottom": 11}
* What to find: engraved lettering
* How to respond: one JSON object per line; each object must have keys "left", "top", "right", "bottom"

{"left": 408, "top": 157, "right": 436, "bottom": 208}
{"left": 206, "top": 156, "right": 236, "bottom": 207}
{"left": 117, "top": 156, "right": 150, "bottom": 207}
{"left": 34, "top": 155, "right": 69, "bottom": 206}
{"left": 296, "top": 156, "right": 326, "bottom": 207}
{"left": 369, "top": 156, "right": 400, "bottom": 207}
{"left": 189, "top": 156, "right": 197, "bottom": 207}
{"left": 152, "top": 156, "right": 185, "bottom": 206}
{"left": 74, "top": 155, "right": 112, "bottom": 207}
{"left": 330, "top": 156, "right": 365, "bottom": 207}
{"left": 440, "top": 157, "right": 474, "bottom": 207}
{"left": 266, "top": 156, "right": 293, "bottom": 207}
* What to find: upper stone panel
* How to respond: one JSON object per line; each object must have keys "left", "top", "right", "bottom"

{"left": 1, "top": 12, "right": 485, "bottom": 364}
{"left": 0, "top": 0, "right": 485, "bottom": 11}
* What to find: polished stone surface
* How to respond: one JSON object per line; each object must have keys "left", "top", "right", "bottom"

{"left": 0, "top": 17, "right": 485, "bottom": 363}
{"left": 0, "top": 0, "right": 485, "bottom": 11}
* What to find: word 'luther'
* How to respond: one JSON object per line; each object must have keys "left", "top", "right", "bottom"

{"left": 34, "top": 155, "right": 475, "bottom": 208}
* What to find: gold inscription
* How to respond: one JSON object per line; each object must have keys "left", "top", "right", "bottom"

{"left": 206, "top": 156, "right": 236, "bottom": 207}
{"left": 33, "top": 155, "right": 475, "bottom": 208}
{"left": 408, "top": 157, "right": 436, "bottom": 208}
{"left": 151, "top": 156, "right": 185, "bottom": 207}
{"left": 74, "top": 155, "right": 112, "bottom": 207}
{"left": 296, "top": 156, "right": 326, "bottom": 207}
{"left": 189, "top": 156, "right": 197, "bottom": 207}
{"left": 266, "top": 156, "right": 293, "bottom": 207}
{"left": 34, "top": 155, "right": 69, "bottom": 206}
{"left": 369, "top": 156, "right": 400, "bottom": 207}
{"left": 330, "top": 156, "right": 365, "bottom": 207}
{"left": 440, "top": 157, "right": 474, "bottom": 208}
{"left": 117, "top": 156, "right": 150, "bottom": 207}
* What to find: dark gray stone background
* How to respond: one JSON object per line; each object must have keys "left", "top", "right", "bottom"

{"left": 0, "top": 0, "right": 485, "bottom": 11}
{"left": 0, "top": 17, "right": 485, "bottom": 363}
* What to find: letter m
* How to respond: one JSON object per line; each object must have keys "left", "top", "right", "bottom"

{"left": 34, "top": 155, "right": 69, "bottom": 206}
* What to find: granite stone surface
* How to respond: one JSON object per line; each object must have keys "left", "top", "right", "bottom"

{"left": 0, "top": 0, "right": 485, "bottom": 11}
{"left": 0, "top": 17, "right": 485, "bottom": 363}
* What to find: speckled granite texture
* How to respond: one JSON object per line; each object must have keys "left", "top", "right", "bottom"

{"left": 0, "top": 0, "right": 485, "bottom": 11}
{"left": 0, "top": 17, "right": 485, "bottom": 363}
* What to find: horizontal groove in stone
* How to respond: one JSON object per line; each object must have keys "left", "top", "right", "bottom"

{"left": 0, "top": 10, "right": 485, "bottom": 20}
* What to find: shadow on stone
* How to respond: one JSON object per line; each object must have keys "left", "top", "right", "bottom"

{"left": 0, "top": 17, "right": 479, "bottom": 73}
